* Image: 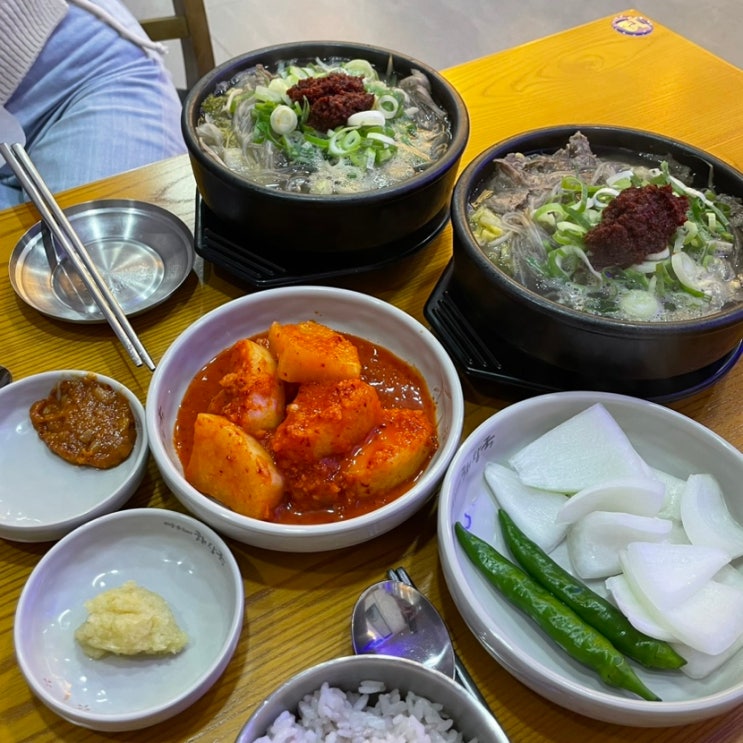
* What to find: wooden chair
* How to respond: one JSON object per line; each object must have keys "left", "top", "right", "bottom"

{"left": 139, "top": 0, "right": 216, "bottom": 93}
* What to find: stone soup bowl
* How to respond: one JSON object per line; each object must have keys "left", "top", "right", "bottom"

{"left": 182, "top": 40, "right": 469, "bottom": 264}
{"left": 445, "top": 125, "right": 743, "bottom": 386}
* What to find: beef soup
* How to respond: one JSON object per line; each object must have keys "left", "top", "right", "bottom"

{"left": 468, "top": 131, "right": 743, "bottom": 323}
{"left": 181, "top": 42, "right": 469, "bottom": 256}
{"left": 195, "top": 56, "right": 453, "bottom": 195}
{"left": 445, "top": 126, "right": 743, "bottom": 382}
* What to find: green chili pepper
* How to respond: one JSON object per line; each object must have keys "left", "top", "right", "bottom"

{"left": 454, "top": 522, "right": 661, "bottom": 702}
{"left": 497, "top": 510, "right": 686, "bottom": 671}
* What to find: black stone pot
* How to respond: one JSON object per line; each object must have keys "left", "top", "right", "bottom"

{"left": 448, "top": 125, "right": 743, "bottom": 382}
{"left": 182, "top": 41, "right": 469, "bottom": 256}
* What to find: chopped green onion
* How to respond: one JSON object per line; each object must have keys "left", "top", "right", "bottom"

{"left": 619, "top": 290, "right": 662, "bottom": 320}
{"left": 301, "top": 129, "right": 327, "bottom": 146}
{"left": 534, "top": 202, "right": 566, "bottom": 226}
{"left": 606, "top": 169, "right": 634, "bottom": 188}
{"left": 328, "top": 127, "right": 363, "bottom": 156}
{"left": 555, "top": 220, "right": 587, "bottom": 236}
{"left": 267, "top": 78, "right": 290, "bottom": 96}
{"left": 563, "top": 205, "right": 593, "bottom": 230}
{"left": 546, "top": 246, "right": 603, "bottom": 281}
{"left": 671, "top": 252, "right": 711, "bottom": 298}
{"left": 376, "top": 94, "right": 400, "bottom": 118}
{"left": 347, "top": 110, "right": 386, "bottom": 128}
{"left": 366, "top": 131, "right": 396, "bottom": 147}
{"left": 589, "top": 187, "right": 620, "bottom": 206}
{"left": 344, "top": 59, "right": 377, "bottom": 79}
{"left": 255, "top": 84, "right": 283, "bottom": 103}
{"left": 270, "top": 105, "right": 298, "bottom": 135}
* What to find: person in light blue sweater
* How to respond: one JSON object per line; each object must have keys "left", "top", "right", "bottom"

{"left": 0, "top": 0, "right": 186, "bottom": 210}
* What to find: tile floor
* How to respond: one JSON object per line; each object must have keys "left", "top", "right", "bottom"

{"left": 126, "top": 1, "right": 742, "bottom": 91}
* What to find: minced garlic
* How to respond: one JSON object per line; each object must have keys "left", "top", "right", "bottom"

{"left": 75, "top": 580, "right": 188, "bottom": 659}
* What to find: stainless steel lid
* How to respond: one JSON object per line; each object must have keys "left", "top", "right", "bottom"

{"left": 9, "top": 199, "right": 194, "bottom": 323}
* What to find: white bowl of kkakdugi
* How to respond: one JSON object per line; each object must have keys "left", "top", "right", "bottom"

{"left": 146, "top": 286, "right": 464, "bottom": 551}
{"left": 14, "top": 508, "right": 244, "bottom": 732}
{"left": 0, "top": 370, "right": 148, "bottom": 542}
{"left": 438, "top": 390, "right": 743, "bottom": 727}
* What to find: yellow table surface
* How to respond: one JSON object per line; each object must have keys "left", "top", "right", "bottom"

{"left": 2, "top": 9, "right": 743, "bottom": 742}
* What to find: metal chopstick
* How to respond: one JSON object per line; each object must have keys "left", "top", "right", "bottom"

{"left": 0, "top": 142, "right": 155, "bottom": 370}
{"left": 387, "top": 566, "right": 493, "bottom": 711}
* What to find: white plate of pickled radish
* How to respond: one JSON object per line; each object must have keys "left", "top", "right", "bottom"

{"left": 437, "top": 391, "right": 743, "bottom": 727}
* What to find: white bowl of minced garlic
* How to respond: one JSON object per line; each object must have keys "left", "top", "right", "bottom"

{"left": 14, "top": 508, "right": 244, "bottom": 732}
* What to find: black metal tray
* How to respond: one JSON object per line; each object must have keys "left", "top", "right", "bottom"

{"left": 424, "top": 261, "right": 743, "bottom": 403}
{"left": 194, "top": 192, "right": 448, "bottom": 288}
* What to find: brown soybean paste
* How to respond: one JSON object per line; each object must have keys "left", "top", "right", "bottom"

{"left": 29, "top": 375, "right": 136, "bottom": 469}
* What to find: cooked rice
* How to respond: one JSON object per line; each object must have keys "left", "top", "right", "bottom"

{"left": 252, "top": 680, "right": 477, "bottom": 743}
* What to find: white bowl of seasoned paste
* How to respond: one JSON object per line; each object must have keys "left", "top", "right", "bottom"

{"left": 0, "top": 370, "right": 148, "bottom": 542}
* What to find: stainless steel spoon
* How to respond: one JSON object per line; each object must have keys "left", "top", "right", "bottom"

{"left": 351, "top": 580, "right": 456, "bottom": 677}
{"left": 387, "top": 567, "right": 491, "bottom": 710}
{"left": 352, "top": 575, "right": 500, "bottom": 720}
{"left": 352, "top": 579, "right": 509, "bottom": 740}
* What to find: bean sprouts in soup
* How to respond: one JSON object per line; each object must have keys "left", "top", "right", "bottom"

{"left": 195, "top": 57, "right": 452, "bottom": 195}
{"left": 468, "top": 132, "right": 743, "bottom": 322}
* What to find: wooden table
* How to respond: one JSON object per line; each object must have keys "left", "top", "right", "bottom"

{"left": 2, "top": 9, "right": 743, "bottom": 742}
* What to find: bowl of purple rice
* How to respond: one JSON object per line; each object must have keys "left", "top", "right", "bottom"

{"left": 235, "top": 654, "right": 509, "bottom": 742}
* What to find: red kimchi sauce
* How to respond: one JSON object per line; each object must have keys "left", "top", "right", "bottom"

{"left": 174, "top": 332, "right": 438, "bottom": 524}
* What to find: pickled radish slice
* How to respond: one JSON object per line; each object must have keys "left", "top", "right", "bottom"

{"left": 674, "top": 633, "right": 743, "bottom": 679}
{"left": 672, "top": 567, "right": 743, "bottom": 678}
{"left": 620, "top": 550, "right": 743, "bottom": 655}
{"left": 608, "top": 573, "right": 743, "bottom": 674}
{"left": 681, "top": 473, "right": 743, "bottom": 560}
{"left": 508, "top": 403, "right": 651, "bottom": 493}
{"left": 567, "top": 511, "right": 673, "bottom": 579}
{"left": 620, "top": 542, "right": 730, "bottom": 611}
{"left": 484, "top": 463, "right": 568, "bottom": 552}
{"left": 556, "top": 476, "right": 665, "bottom": 524}
{"left": 666, "top": 521, "right": 693, "bottom": 545}
{"left": 653, "top": 468, "right": 687, "bottom": 521}
{"left": 651, "top": 581, "right": 743, "bottom": 656}
{"left": 605, "top": 574, "right": 675, "bottom": 641}
{"left": 715, "top": 564, "right": 743, "bottom": 591}
{"left": 488, "top": 401, "right": 743, "bottom": 672}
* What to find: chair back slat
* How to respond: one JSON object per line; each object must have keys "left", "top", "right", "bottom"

{"left": 139, "top": 0, "right": 215, "bottom": 90}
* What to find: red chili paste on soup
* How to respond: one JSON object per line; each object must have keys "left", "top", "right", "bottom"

{"left": 584, "top": 184, "right": 689, "bottom": 269}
